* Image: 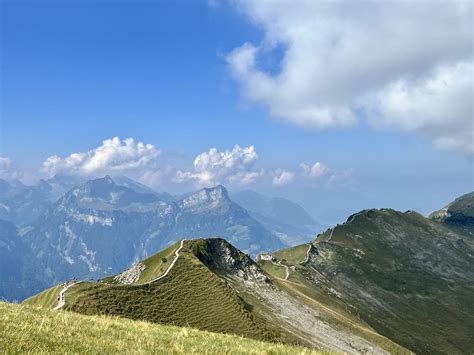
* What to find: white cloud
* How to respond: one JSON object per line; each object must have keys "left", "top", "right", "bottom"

{"left": 300, "top": 161, "right": 353, "bottom": 188}
{"left": 227, "top": 0, "right": 473, "bottom": 154}
{"left": 0, "top": 157, "right": 12, "bottom": 179}
{"left": 272, "top": 169, "right": 295, "bottom": 187}
{"left": 42, "top": 137, "right": 160, "bottom": 177}
{"left": 300, "top": 162, "right": 328, "bottom": 178}
{"left": 175, "top": 145, "right": 263, "bottom": 186}
{"left": 371, "top": 62, "right": 473, "bottom": 154}
{"left": 0, "top": 157, "right": 27, "bottom": 181}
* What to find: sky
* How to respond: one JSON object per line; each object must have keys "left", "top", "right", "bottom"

{"left": 1, "top": 0, "right": 473, "bottom": 224}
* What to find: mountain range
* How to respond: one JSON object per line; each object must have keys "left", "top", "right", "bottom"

{"left": 24, "top": 191, "right": 474, "bottom": 353}
{"left": 0, "top": 175, "right": 319, "bottom": 301}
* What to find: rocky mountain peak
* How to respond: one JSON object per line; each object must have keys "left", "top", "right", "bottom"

{"left": 178, "top": 185, "right": 230, "bottom": 210}
{"left": 189, "top": 238, "right": 269, "bottom": 283}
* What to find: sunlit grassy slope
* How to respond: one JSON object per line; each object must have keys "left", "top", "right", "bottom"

{"left": 271, "top": 243, "right": 311, "bottom": 265}
{"left": 24, "top": 240, "right": 300, "bottom": 346}
{"left": 0, "top": 302, "right": 317, "bottom": 354}
{"left": 22, "top": 284, "right": 62, "bottom": 308}
{"left": 262, "top": 209, "right": 474, "bottom": 354}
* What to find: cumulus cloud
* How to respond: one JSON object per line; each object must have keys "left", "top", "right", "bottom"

{"left": 226, "top": 0, "right": 473, "bottom": 154}
{"left": 272, "top": 169, "right": 295, "bottom": 187}
{"left": 300, "top": 161, "right": 353, "bottom": 188}
{"left": 175, "top": 145, "right": 263, "bottom": 186}
{"left": 371, "top": 62, "right": 473, "bottom": 154}
{"left": 42, "top": 137, "right": 160, "bottom": 177}
{"left": 300, "top": 162, "right": 328, "bottom": 178}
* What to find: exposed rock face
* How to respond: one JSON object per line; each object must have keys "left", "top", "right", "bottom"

{"left": 113, "top": 262, "right": 146, "bottom": 285}
{"left": 190, "top": 238, "right": 269, "bottom": 284}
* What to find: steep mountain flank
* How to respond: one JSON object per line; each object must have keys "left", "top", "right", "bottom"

{"left": 261, "top": 208, "right": 474, "bottom": 354}
{"left": 0, "top": 220, "right": 44, "bottom": 301}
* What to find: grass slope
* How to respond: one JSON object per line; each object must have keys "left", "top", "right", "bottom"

{"left": 25, "top": 240, "right": 300, "bottom": 346}
{"left": 271, "top": 243, "right": 311, "bottom": 265}
{"left": 101, "top": 241, "right": 180, "bottom": 284}
{"left": 0, "top": 302, "right": 316, "bottom": 354}
{"left": 23, "top": 284, "right": 62, "bottom": 308}
{"left": 265, "top": 209, "right": 474, "bottom": 354}
{"left": 258, "top": 253, "right": 408, "bottom": 354}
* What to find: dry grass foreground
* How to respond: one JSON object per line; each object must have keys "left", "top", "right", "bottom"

{"left": 0, "top": 302, "right": 321, "bottom": 354}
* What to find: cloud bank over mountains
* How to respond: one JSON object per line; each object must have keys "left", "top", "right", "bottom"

{"left": 2, "top": 137, "right": 351, "bottom": 190}
{"left": 226, "top": 0, "right": 473, "bottom": 154}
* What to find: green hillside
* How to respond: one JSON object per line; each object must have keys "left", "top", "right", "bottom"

{"left": 0, "top": 302, "right": 316, "bottom": 354}
{"left": 24, "top": 238, "right": 407, "bottom": 353}
{"left": 260, "top": 209, "right": 474, "bottom": 354}
{"left": 24, "top": 239, "right": 301, "bottom": 346}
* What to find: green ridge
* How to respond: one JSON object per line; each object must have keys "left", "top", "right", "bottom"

{"left": 25, "top": 241, "right": 301, "bottom": 346}
{"left": 263, "top": 209, "right": 474, "bottom": 354}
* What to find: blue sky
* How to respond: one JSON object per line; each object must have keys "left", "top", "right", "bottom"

{"left": 1, "top": 0, "right": 473, "bottom": 223}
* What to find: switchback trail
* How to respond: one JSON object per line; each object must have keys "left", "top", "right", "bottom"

{"left": 271, "top": 259, "right": 290, "bottom": 280}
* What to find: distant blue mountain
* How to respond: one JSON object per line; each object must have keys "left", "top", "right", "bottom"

{"left": 232, "top": 190, "right": 325, "bottom": 245}
{"left": 1, "top": 177, "right": 283, "bottom": 300}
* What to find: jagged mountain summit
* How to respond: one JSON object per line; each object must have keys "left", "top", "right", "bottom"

{"left": 171, "top": 185, "right": 283, "bottom": 253}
